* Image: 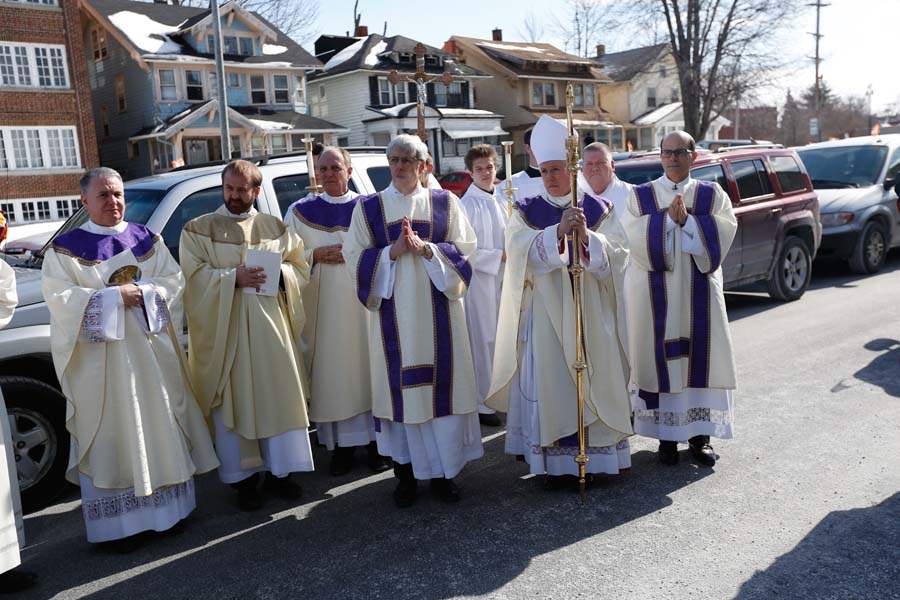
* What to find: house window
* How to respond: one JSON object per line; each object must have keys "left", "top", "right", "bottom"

{"left": 239, "top": 37, "right": 253, "bottom": 56}
{"left": 0, "top": 47, "right": 13, "bottom": 86}
{"left": 659, "top": 66, "right": 667, "bottom": 78}
{"left": 670, "top": 88, "right": 679, "bottom": 103}
{"left": 47, "top": 128, "right": 78, "bottom": 167}
{"left": 0, "top": 135, "right": 5, "bottom": 169}
{"left": 159, "top": 69, "right": 176, "bottom": 100}
{"left": 0, "top": 203, "right": 15, "bottom": 223}
{"left": 294, "top": 75, "right": 304, "bottom": 104}
{"left": 13, "top": 46, "right": 31, "bottom": 86}
{"left": 250, "top": 135, "right": 265, "bottom": 156}
{"left": 318, "top": 84, "right": 325, "bottom": 99}
{"left": 208, "top": 72, "right": 218, "bottom": 98}
{"left": 531, "top": 82, "right": 556, "bottom": 107}
{"left": 227, "top": 72, "right": 241, "bottom": 88}
{"left": 270, "top": 134, "right": 287, "bottom": 153}
{"left": 573, "top": 84, "right": 595, "bottom": 107}
{"left": 647, "top": 87, "right": 657, "bottom": 109}
{"left": 48, "top": 47, "right": 66, "bottom": 86}
{"left": 394, "top": 83, "right": 407, "bottom": 104}
{"left": 434, "top": 82, "right": 462, "bottom": 107}
{"left": 100, "top": 105, "right": 110, "bottom": 138}
{"left": 115, "top": 74, "right": 126, "bottom": 112}
{"left": 0, "top": 44, "right": 68, "bottom": 88}
{"left": 91, "top": 27, "right": 108, "bottom": 61}
{"left": 21, "top": 202, "right": 35, "bottom": 222}
{"left": 273, "top": 75, "right": 289, "bottom": 104}
{"left": 55, "top": 198, "right": 76, "bottom": 219}
{"left": 206, "top": 35, "right": 215, "bottom": 54}
{"left": 37, "top": 200, "right": 51, "bottom": 221}
{"left": 223, "top": 36, "right": 238, "bottom": 55}
{"left": 185, "top": 70, "right": 204, "bottom": 101}
{"left": 2, "top": 126, "right": 80, "bottom": 170}
{"left": 378, "top": 77, "right": 391, "bottom": 105}
{"left": 10, "top": 130, "right": 42, "bottom": 168}
{"left": 230, "top": 135, "right": 242, "bottom": 158}
{"left": 250, "top": 75, "right": 266, "bottom": 103}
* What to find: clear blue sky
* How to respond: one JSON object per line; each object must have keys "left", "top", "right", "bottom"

{"left": 306, "top": 0, "right": 899, "bottom": 114}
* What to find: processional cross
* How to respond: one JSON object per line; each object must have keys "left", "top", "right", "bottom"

{"left": 387, "top": 43, "right": 464, "bottom": 143}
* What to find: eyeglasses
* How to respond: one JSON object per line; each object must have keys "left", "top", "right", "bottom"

{"left": 660, "top": 148, "right": 691, "bottom": 158}
{"left": 388, "top": 156, "right": 420, "bottom": 166}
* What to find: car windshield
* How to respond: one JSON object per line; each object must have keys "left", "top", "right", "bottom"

{"left": 615, "top": 163, "right": 664, "bottom": 185}
{"left": 31, "top": 188, "right": 166, "bottom": 263}
{"left": 797, "top": 145, "right": 888, "bottom": 189}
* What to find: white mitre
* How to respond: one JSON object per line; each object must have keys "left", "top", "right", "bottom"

{"left": 530, "top": 114, "right": 568, "bottom": 165}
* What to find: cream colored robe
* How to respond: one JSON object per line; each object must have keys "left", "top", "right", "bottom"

{"left": 487, "top": 192, "right": 633, "bottom": 449}
{"left": 180, "top": 206, "right": 311, "bottom": 469}
{"left": 343, "top": 184, "right": 478, "bottom": 425}
{"left": 0, "top": 259, "right": 22, "bottom": 573}
{"left": 624, "top": 176, "right": 737, "bottom": 395}
{"left": 283, "top": 191, "right": 373, "bottom": 423}
{"left": 42, "top": 223, "right": 218, "bottom": 495}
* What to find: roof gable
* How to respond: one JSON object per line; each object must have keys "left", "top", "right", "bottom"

{"left": 593, "top": 43, "right": 670, "bottom": 82}
{"left": 450, "top": 36, "right": 607, "bottom": 82}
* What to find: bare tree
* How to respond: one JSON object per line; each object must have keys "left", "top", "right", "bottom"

{"left": 551, "top": 0, "right": 618, "bottom": 58}
{"left": 518, "top": 12, "right": 545, "bottom": 43}
{"left": 177, "top": 0, "right": 320, "bottom": 45}
{"left": 353, "top": 0, "right": 361, "bottom": 32}
{"left": 613, "top": 0, "right": 804, "bottom": 139}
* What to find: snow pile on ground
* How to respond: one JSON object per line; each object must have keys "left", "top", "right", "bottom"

{"left": 109, "top": 11, "right": 183, "bottom": 54}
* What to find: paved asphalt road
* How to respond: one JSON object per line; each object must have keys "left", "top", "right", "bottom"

{"left": 16, "top": 253, "right": 900, "bottom": 600}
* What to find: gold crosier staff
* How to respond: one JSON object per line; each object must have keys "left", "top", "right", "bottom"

{"left": 564, "top": 83, "right": 589, "bottom": 501}
{"left": 302, "top": 136, "right": 323, "bottom": 194}
{"left": 500, "top": 141, "right": 516, "bottom": 216}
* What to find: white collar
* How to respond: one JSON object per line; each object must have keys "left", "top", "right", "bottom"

{"left": 216, "top": 204, "right": 258, "bottom": 219}
{"left": 321, "top": 189, "right": 355, "bottom": 204}
{"left": 546, "top": 192, "right": 577, "bottom": 209}
{"left": 660, "top": 174, "right": 692, "bottom": 191}
{"left": 82, "top": 220, "right": 128, "bottom": 235}
{"left": 387, "top": 182, "right": 425, "bottom": 199}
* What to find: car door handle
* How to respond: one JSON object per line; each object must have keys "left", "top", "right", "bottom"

{"left": 771, "top": 207, "right": 782, "bottom": 214}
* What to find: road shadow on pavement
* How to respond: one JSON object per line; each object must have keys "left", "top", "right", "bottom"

{"left": 849, "top": 338, "right": 900, "bottom": 398}
{"left": 71, "top": 436, "right": 715, "bottom": 599}
{"left": 734, "top": 492, "right": 900, "bottom": 600}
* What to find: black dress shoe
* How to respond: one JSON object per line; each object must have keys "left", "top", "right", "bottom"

{"left": 689, "top": 441, "right": 717, "bottom": 467}
{"left": 366, "top": 441, "right": 391, "bottom": 473}
{"left": 392, "top": 462, "right": 418, "bottom": 508}
{"left": 430, "top": 477, "right": 461, "bottom": 503}
{"left": 329, "top": 446, "right": 355, "bottom": 476}
{"left": 0, "top": 568, "right": 37, "bottom": 593}
{"left": 234, "top": 473, "right": 263, "bottom": 510}
{"left": 658, "top": 440, "right": 679, "bottom": 465}
{"left": 264, "top": 473, "right": 303, "bottom": 500}
{"left": 478, "top": 413, "right": 502, "bottom": 427}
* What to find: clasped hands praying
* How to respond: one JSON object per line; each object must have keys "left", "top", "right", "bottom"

{"left": 668, "top": 193, "right": 689, "bottom": 226}
{"left": 389, "top": 217, "right": 433, "bottom": 261}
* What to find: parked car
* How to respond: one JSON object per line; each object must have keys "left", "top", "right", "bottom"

{"left": 698, "top": 138, "right": 775, "bottom": 151}
{"left": 615, "top": 146, "right": 821, "bottom": 301}
{"left": 0, "top": 147, "right": 408, "bottom": 511}
{"left": 795, "top": 135, "right": 900, "bottom": 274}
{"left": 438, "top": 171, "right": 473, "bottom": 197}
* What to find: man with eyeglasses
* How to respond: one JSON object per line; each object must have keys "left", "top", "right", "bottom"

{"left": 623, "top": 131, "right": 738, "bottom": 467}
{"left": 343, "top": 134, "right": 483, "bottom": 508}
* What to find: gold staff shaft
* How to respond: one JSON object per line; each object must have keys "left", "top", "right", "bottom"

{"left": 501, "top": 141, "right": 517, "bottom": 216}
{"left": 565, "top": 83, "right": 589, "bottom": 502}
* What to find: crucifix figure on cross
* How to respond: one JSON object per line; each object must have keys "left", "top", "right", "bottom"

{"left": 387, "top": 43, "right": 464, "bottom": 143}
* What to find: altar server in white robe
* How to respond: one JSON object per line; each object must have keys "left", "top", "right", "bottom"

{"left": 42, "top": 168, "right": 218, "bottom": 549}
{"left": 458, "top": 144, "right": 507, "bottom": 427}
{"left": 487, "top": 115, "right": 633, "bottom": 484}
{"left": 343, "top": 134, "right": 483, "bottom": 508}
{"left": 624, "top": 131, "right": 737, "bottom": 467}
{"left": 283, "top": 147, "right": 388, "bottom": 476}
{"left": 498, "top": 128, "right": 545, "bottom": 203}
{"left": 0, "top": 216, "right": 37, "bottom": 591}
{"left": 181, "top": 160, "right": 313, "bottom": 511}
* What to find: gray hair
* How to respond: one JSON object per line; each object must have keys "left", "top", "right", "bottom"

{"left": 386, "top": 134, "right": 428, "bottom": 161}
{"left": 80, "top": 167, "right": 123, "bottom": 194}
{"left": 662, "top": 130, "right": 696, "bottom": 151}
{"left": 582, "top": 142, "right": 613, "bottom": 161}
{"left": 319, "top": 146, "right": 352, "bottom": 169}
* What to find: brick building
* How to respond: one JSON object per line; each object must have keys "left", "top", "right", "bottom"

{"left": 0, "top": 0, "right": 99, "bottom": 230}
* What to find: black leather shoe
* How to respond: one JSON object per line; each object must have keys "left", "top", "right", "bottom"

{"left": 430, "top": 477, "right": 461, "bottom": 503}
{"left": 329, "top": 446, "right": 355, "bottom": 476}
{"left": 264, "top": 473, "right": 303, "bottom": 500}
{"left": 393, "top": 462, "right": 418, "bottom": 508}
{"left": 689, "top": 441, "right": 717, "bottom": 467}
{"left": 478, "top": 413, "right": 502, "bottom": 427}
{"left": 366, "top": 442, "right": 391, "bottom": 473}
{"left": 235, "top": 473, "right": 263, "bottom": 510}
{"left": 658, "top": 440, "right": 679, "bottom": 465}
{"left": 0, "top": 568, "right": 37, "bottom": 593}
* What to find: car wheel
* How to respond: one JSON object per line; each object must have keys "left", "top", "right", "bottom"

{"left": 0, "top": 376, "right": 70, "bottom": 513}
{"left": 767, "top": 236, "right": 812, "bottom": 302}
{"left": 849, "top": 220, "right": 888, "bottom": 274}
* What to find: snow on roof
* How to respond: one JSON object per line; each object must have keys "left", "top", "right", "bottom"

{"left": 478, "top": 41, "right": 545, "bottom": 53}
{"left": 378, "top": 102, "right": 418, "bottom": 117}
{"left": 262, "top": 43, "right": 287, "bottom": 55}
{"left": 249, "top": 118, "right": 292, "bottom": 131}
{"left": 633, "top": 102, "right": 682, "bottom": 125}
{"left": 108, "top": 11, "right": 183, "bottom": 54}
{"left": 439, "top": 108, "right": 496, "bottom": 116}
{"left": 364, "top": 40, "right": 388, "bottom": 66}
{"left": 323, "top": 37, "right": 367, "bottom": 71}
{"left": 145, "top": 55, "right": 297, "bottom": 69}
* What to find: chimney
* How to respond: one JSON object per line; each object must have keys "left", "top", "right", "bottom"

{"left": 595, "top": 43, "right": 605, "bottom": 57}
{"left": 442, "top": 39, "right": 458, "bottom": 55}
{"left": 492, "top": 28, "right": 502, "bottom": 41}
{"left": 355, "top": 25, "right": 368, "bottom": 37}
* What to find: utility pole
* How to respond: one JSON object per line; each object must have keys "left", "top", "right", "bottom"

{"left": 212, "top": 0, "right": 231, "bottom": 158}
{"left": 807, "top": 0, "right": 828, "bottom": 142}
{"left": 865, "top": 84, "right": 874, "bottom": 133}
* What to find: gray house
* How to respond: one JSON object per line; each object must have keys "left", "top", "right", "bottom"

{"left": 80, "top": 0, "right": 347, "bottom": 178}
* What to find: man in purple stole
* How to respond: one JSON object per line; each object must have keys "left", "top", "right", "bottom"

{"left": 623, "top": 131, "right": 738, "bottom": 467}
{"left": 343, "top": 134, "right": 483, "bottom": 508}
{"left": 284, "top": 147, "right": 388, "bottom": 476}
{"left": 42, "top": 168, "right": 218, "bottom": 550}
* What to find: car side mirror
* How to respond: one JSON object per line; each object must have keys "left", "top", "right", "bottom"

{"left": 884, "top": 176, "right": 898, "bottom": 191}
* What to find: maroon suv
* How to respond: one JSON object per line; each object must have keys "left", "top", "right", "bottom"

{"left": 615, "top": 147, "right": 822, "bottom": 301}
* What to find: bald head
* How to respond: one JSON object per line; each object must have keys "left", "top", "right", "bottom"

{"left": 661, "top": 130, "right": 697, "bottom": 183}
{"left": 662, "top": 130, "right": 696, "bottom": 152}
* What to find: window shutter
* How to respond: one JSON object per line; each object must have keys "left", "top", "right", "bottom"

{"left": 460, "top": 81, "right": 470, "bottom": 108}
{"left": 426, "top": 82, "right": 436, "bottom": 105}
{"left": 369, "top": 76, "right": 380, "bottom": 106}
{"left": 408, "top": 82, "right": 416, "bottom": 102}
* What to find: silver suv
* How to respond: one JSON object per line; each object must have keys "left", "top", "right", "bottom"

{"left": 796, "top": 134, "right": 900, "bottom": 273}
{"left": 0, "top": 148, "right": 399, "bottom": 511}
